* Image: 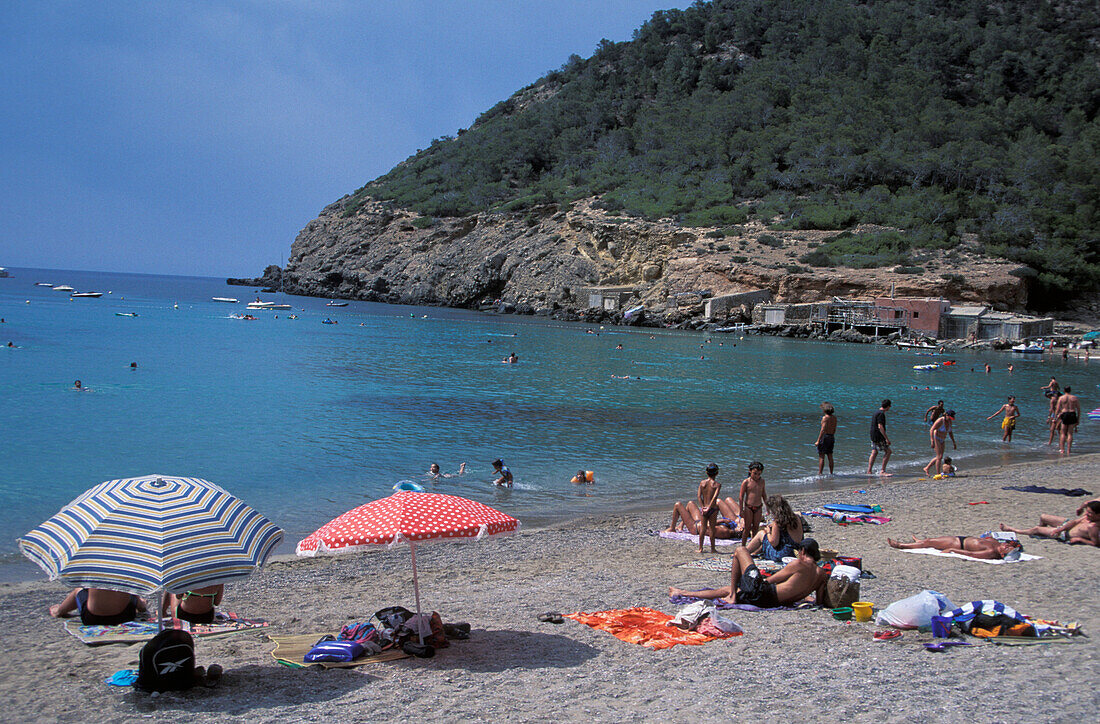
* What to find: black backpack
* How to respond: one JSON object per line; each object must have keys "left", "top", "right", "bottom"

{"left": 136, "top": 629, "right": 196, "bottom": 692}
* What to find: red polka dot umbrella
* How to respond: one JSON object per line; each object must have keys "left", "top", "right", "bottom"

{"left": 296, "top": 492, "right": 520, "bottom": 643}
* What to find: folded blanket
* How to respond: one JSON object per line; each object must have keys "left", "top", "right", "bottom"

{"left": 898, "top": 547, "right": 1042, "bottom": 564}
{"left": 1003, "top": 485, "right": 1092, "bottom": 497}
{"left": 658, "top": 530, "right": 738, "bottom": 546}
{"left": 564, "top": 607, "right": 728, "bottom": 649}
{"left": 64, "top": 611, "right": 268, "bottom": 645}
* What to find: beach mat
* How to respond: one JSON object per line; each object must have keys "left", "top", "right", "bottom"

{"left": 658, "top": 530, "right": 738, "bottom": 546}
{"left": 64, "top": 611, "right": 268, "bottom": 645}
{"left": 899, "top": 548, "right": 1042, "bottom": 564}
{"left": 677, "top": 557, "right": 733, "bottom": 572}
{"left": 564, "top": 607, "right": 733, "bottom": 649}
{"left": 981, "top": 635, "right": 1084, "bottom": 646}
{"left": 268, "top": 633, "right": 410, "bottom": 668}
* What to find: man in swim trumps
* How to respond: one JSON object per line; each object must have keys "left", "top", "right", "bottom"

{"left": 1054, "top": 386, "right": 1081, "bottom": 454}
{"left": 815, "top": 402, "right": 837, "bottom": 475}
{"left": 867, "top": 399, "right": 892, "bottom": 476}
{"left": 669, "top": 539, "right": 827, "bottom": 608}
{"left": 887, "top": 535, "right": 1022, "bottom": 560}
{"left": 999, "top": 501, "right": 1100, "bottom": 547}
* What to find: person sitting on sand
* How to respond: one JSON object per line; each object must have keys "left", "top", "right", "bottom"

{"left": 50, "top": 587, "right": 147, "bottom": 625}
{"left": 999, "top": 501, "right": 1100, "bottom": 547}
{"left": 666, "top": 499, "right": 742, "bottom": 539}
{"left": 669, "top": 539, "right": 827, "bottom": 608}
{"left": 743, "top": 495, "right": 804, "bottom": 562}
{"left": 162, "top": 584, "right": 224, "bottom": 625}
{"left": 887, "top": 535, "right": 1022, "bottom": 560}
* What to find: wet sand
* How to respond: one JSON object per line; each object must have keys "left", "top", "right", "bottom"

{"left": 1, "top": 454, "right": 1098, "bottom": 723}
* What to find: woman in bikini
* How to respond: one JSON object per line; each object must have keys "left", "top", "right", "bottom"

{"left": 666, "top": 499, "right": 741, "bottom": 539}
{"left": 163, "top": 584, "right": 224, "bottom": 624}
{"left": 887, "top": 535, "right": 1021, "bottom": 560}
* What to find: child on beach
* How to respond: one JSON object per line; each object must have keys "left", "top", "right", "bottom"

{"left": 696, "top": 463, "right": 722, "bottom": 553}
{"left": 986, "top": 396, "right": 1020, "bottom": 442}
{"left": 738, "top": 462, "right": 767, "bottom": 546}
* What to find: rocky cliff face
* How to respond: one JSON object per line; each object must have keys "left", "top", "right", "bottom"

{"left": 281, "top": 196, "right": 1029, "bottom": 316}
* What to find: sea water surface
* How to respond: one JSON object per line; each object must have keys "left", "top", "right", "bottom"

{"left": 2, "top": 267, "right": 1096, "bottom": 579}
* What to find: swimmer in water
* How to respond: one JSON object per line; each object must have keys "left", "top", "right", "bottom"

{"left": 491, "top": 459, "right": 513, "bottom": 487}
{"left": 503, "top": 352, "right": 518, "bottom": 363}
{"left": 428, "top": 462, "right": 466, "bottom": 479}
{"left": 570, "top": 469, "right": 594, "bottom": 485}
{"left": 72, "top": 380, "right": 88, "bottom": 391}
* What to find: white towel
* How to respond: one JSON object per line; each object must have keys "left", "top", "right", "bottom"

{"left": 899, "top": 547, "right": 1041, "bottom": 564}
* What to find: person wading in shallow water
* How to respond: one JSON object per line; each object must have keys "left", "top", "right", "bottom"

{"left": 814, "top": 402, "right": 837, "bottom": 475}
{"left": 867, "top": 399, "right": 892, "bottom": 476}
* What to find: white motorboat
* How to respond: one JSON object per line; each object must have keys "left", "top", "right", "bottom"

{"left": 246, "top": 302, "right": 291, "bottom": 310}
{"left": 325, "top": 300, "right": 349, "bottom": 307}
{"left": 70, "top": 292, "right": 103, "bottom": 298}
{"left": 35, "top": 282, "right": 53, "bottom": 286}
{"left": 1011, "top": 343, "right": 1045, "bottom": 354}
{"left": 212, "top": 297, "right": 239, "bottom": 303}
{"left": 52, "top": 285, "right": 75, "bottom": 292}
{"left": 897, "top": 340, "right": 937, "bottom": 350}
{"left": 0, "top": 267, "right": 10, "bottom": 278}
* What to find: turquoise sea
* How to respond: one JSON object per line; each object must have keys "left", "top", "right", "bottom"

{"left": 2, "top": 267, "right": 1096, "bottom": 580}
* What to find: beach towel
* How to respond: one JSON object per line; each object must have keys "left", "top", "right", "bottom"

{"left": 658, "top": 530, "right": 738, "bottom": 546}
{"left": 268, "top": 633, "right": 410, "bottom": 668}
{"left": 898, "top": 548, "right": 1042, "bottom": 564}
{"left": 564, "top": 607, "right": 735, "bottom": 649}
{"left": 1002, "top": 485, "right": 1092, "bottom": 497}
{"left": 64, "top": 611, "right": 268, "bottom": 645}
{"left": 676, "top": 558, "right": 781, "bottom": 573}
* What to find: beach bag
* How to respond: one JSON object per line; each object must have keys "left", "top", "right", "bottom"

{"left": 136, "top": 629, "right": 195, "bottom": 692}
{"left": 304, "top": 639, "right": 365, "bottom": 663}
{"left": 822, "top": 577, "right": 860, "bottom": 609}
{"left": 875, "top": 590, "right": 953, "bottom": 629}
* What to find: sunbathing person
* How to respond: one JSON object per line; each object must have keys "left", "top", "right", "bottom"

{"left": 743, "top": 495, "right": 804, "bottom": 562}
{"left": 162, "top": 584, "right": 225, "bottom": 624}
{"left": 999, "top": 501, "right": 1100, "bottom": 547}
{"left": 666, "top": 499, "right": 741, "bottom": 539}
{"left": 669, "top": 539, "right": 827, "bottom": 608}
{"left": 49, "top": 587, "right": 147, "bottom": 625}
{"left": 887, "top": 535, "right": 1022, "bottom": 560}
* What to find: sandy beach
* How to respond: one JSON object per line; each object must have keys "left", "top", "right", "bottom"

{"left": 2, "top": 453, "right": 1098, "bottom": 723}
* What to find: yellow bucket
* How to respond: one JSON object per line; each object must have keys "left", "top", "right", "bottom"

{"left": 852, "top": 601, "right": 873, "bottom": 622}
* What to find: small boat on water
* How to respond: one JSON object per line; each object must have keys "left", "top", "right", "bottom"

{"left": 0, "top": 267, "right": 10, "bottom": 278}
{"left": 70, "top": 292, "right": 103, "bottom": 298}
{"left": 115, "top": 312, "right": 138, "bottom": 317}
{"left": 34, "top": 282, "right": 53, "bottom": 286}
{"left": 246, "top": 302, "right": 291, "bottom": 310}
{"left": 1011, "top": 343, "right": 1045, "bottom": 354}
{"left": 913, "top": 364, "right": 940, "bottom": 370}
{"left": 325, "top": 300, "right": 348, "bottom": 307}
{"left": 52, "top": 285, "right": 75, "bottom": 292}
{"left": 212, "top": 297, "right": 239, "bottom": 303}
{"left": 897, "top": 340, "right": 937, "bottom": 350}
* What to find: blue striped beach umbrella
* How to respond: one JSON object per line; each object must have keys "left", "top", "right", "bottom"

{"left": 1088, "top": 408, "right": 1100, "bottom": 421}
{"left": 17, "top": 474, "right": 283, "bottom": 596}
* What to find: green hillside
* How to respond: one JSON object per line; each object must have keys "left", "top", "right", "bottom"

{"left": 350, "top": 0, "right": 1100, "bottom": 309}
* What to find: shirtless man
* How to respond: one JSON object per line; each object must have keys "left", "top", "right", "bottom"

{"left": 815, "top": 402, "right": 837, "bottom": 475}
{"left": 1000, "top": 501, "right": 1100, "bottom": 547}
{"left": 986, "top": 396, "right": 1020, "bottom": 442}
{"left": 669, "top": 539, "right": 827, "bottom": 608}
{"left": 50, "top": 587, "right": 147, "bottom": 625}
{"left": 923, "top": 410, "right": 956, "bottom": 476}
{"left": 1041, "top": 376, "right": 1060, "bottom": 397}
{"left": 924, "top": 399, "right": 945, "bottom": 424}
{"left": 887, "top": 535, "right": 1022, "bottom": 560}
{"left": 1054, "top": 386, "right": 1080, "bottom": 454}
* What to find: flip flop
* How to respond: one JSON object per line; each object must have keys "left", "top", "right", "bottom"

{"left": 537, "top": 612, "right": 564, "bottom": 624}
{"left": 873, "top": 630, "right": 902, "bottom": 642}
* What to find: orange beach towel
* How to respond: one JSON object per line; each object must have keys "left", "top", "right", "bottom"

{"left": 564, "top": 606, "right": 737, "bottom": 649}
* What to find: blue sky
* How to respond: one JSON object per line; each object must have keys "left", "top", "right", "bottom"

{"left": 2, "top": 1, "right": 689, "bottom": 277}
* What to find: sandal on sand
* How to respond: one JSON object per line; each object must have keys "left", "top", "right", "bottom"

{"left": 203, "top": 664, "right": 223, "bottom": 688}
{"left": 873, "top": 630, "right": 902, "bottom": 642}
{"left": 537, "top": 612, "right": 564, "bottom": 624}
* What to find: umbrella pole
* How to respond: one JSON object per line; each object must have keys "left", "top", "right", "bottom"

{"left": 158, "top": 587, "right": 166, "bottom": 632}
{"left": 409, "top": 542, "right": 425, "bottom": 645}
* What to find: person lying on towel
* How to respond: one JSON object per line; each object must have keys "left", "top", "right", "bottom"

{"left": 669, "top": 539, "right": 827, "bottom": 608}
{"left": 888, "top": 535, "right": 1023, "bottom": 560}
{"left": 999, "top": 501, "right": 1100, "bottom": 547}
{"left": 49, "top": 588, "right": 148, "bottom": 625}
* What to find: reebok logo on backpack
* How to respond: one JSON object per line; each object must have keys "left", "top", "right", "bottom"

{"left": 136, "top": 629, "right": 196, "bottom": 692}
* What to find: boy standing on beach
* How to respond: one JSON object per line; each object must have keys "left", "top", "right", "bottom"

{"left": 696, "top": 463, "right": 722, "bottom": 553}
{"left": 815, "top": 403, "right": 837, "bottom": 475}
{"left": 867, "top": 399, "right": 892, "bottom": 476}
{"left": 738, "top": 462, "right": 767, "bottom": 546}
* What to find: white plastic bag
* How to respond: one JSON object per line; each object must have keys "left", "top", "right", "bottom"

{"left": 709, "top": 611, "right": 743, "bottom": 635}
{"left": 875, "top": 589, "right": 955, "bottom": 629}
{"left": 669, "top": 600, "right": 715, "bottom": 630}
{"left": 830, "top": 564, "right": 861, "bottom": 582}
